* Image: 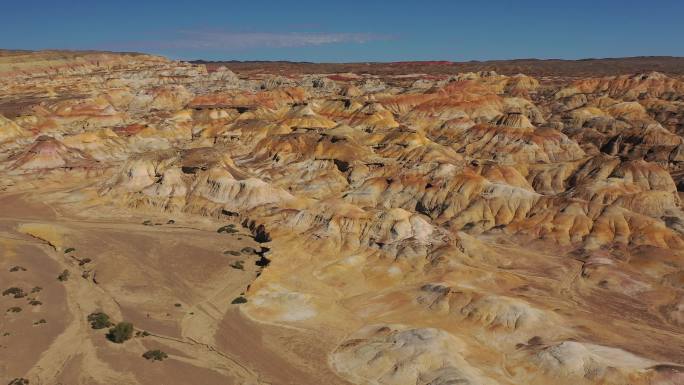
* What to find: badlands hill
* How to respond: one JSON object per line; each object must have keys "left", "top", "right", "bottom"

{"left": 0, "top": 50, "right": 683, "bottom": 385}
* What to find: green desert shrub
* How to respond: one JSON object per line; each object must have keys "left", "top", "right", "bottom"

{"left": 57, "top": 270, "right": 70, "bottom": 282}
{"left": 217, "top": 225, "right": 238, "bottom": 234}
{"left": 87, "top": 312, "right": 113, "bottom": 329}
{"left": 2, "top": 287, "right": 26, "bottom": 298}
{"left": 8, "top": 378, "right": 29, "bottom": 385}
{"left": 7, "top": 306, "right": 22, "bottom": 313}
{"left": 107, "top": 322, "right": 134, "bottom": 343}
{"left": 231, "top": 296, "right": 247, "bottom": 304}
{"left": 142, "top": 349, "right": 168, "bottom": 361}
{"left": 229, "top": 261, "right": 244, "bottom": 270}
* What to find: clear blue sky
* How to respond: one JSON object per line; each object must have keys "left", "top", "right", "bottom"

{"left": 2, "top": 0, "right": 683, "bottom": 62}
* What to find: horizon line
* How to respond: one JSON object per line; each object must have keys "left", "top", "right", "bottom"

{"left": 2, "top": 48, "right": 684, "bottom": 65}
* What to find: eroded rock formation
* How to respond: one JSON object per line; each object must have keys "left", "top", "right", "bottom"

{"left": 1, "top": 50, "right": 683, "bottom": 385}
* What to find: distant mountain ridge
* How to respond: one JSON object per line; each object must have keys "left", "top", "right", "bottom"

{"left": 191, "top": 56, "right": 684, "bottom": 77}
{"left": 2, "top": 50, "right": 682, "bottom": 77}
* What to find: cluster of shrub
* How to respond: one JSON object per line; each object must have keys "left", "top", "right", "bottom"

{"left": 87, "top": 312, "right": 133, "bottom": 343}
{"left": 142, "top": 349, "right": 168, "bottom": 361}
{"left": 3, "top": 286, "right": 44, "bottom": 315}
{"left": 87, "top": 312, "right": 168, "bottom": 361}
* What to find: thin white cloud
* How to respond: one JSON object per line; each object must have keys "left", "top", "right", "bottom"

{"left": 132, "top": 30, "right": 389, "bottom": 51}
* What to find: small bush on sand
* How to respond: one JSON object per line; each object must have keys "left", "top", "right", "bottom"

{"left": 107, "top": 322, "right": 134, "bottom": 343}
{"left": 29, "top": 300, "right": 42, "bottom": 306}
{"left": 8, "top": 378, "right": 30, "bottom": 385}
{"left": 87, "top": 312, "right": 113, "bottom": 329}
{"left": 64, "top": 248, "right": 76, "bottom": 254}
{"left": 230, "top": 261, "right": 244, "bottom": 270}
{"left": 217, "top": 225, "right": 238, "bottom": 234}
{"left": 231, "top": 296, "right": 247, "bottom": 304}
{"left": 142, "top": 349, "right": 168, "bottom": 361}
{"left": 57, "top": 270, "right": 70, "bottom": 282}
{"left": 30, "top": 286, "right": 42, "bottom": 293}
{"left": 7, "top": 307, "right": 22, "bottom": 313}
{"left": 2, "top": 287, "right": 26, "bottom": 299}
{"left": 9, "top": 266, "right": 27, "bottom": 272}
{"left": 34, "top": 319, "right": 47, "bottom": 325}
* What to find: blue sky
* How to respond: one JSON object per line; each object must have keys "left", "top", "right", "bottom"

{"left": 2, "top": 0, "right": 683, "bottom": 62}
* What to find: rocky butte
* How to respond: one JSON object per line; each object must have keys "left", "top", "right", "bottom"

{"left": 0, "top": 49, "right": 683, "bottom": 385}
